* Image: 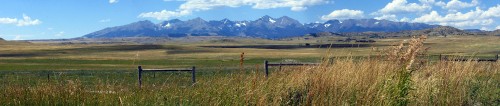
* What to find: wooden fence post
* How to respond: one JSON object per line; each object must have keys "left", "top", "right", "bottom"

{"left": 138, "top": 66, "right": 143, "bottom": 87}
{"left": 496, "top": 54, "right": 499, "bottom": 61}
{"left": 192, "top": 66, "right": 196, "bottom": 84}
{"left": 265, "top": 60, "right": 269, "bottom": 78}
{"left": 47, "top": 73, "right": 50, "bottom": 81}
{"left": 439, "top": 54, "right": 442, "bottom": 61}
{"left": 279, "top": 62, "right": 282, "bottom": 71}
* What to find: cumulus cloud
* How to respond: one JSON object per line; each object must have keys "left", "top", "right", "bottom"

{"left": 0, "top": 18, "right": 17, "bottom": 24}
{"left": 321, "top": 9, "right": 364, "bottom": 20}
{"left": 413, "top": 5, "right": 500, "bottom": 29}
{"left": 441, "top": 0, "right": 478, "bottom": 11}
{"left": 371, "top": 0, "right": 432, "bottom": 22}
{"left": 414, "top": 0, "right": 479, "bottom": 13}
{"left": 496, "top": 26, "right": 500, "bottom": 30}
{"left": 377, "top": 0, "right": 431, "bottom": 14}
{"left": 435, "top": 1, "right": 446, "bottom": 7}
{"left": 418, "top": 0, "right": 437, "bottom": 5}
{"left": 400, "top": 17, "right": 411, "bottom": 22}
{"left": 14, "top": 35, "right": 23, "bottom": 40}
{"left": 374, "top": 14, "right": 397, "bottom": 21}
{"left": 139, "top": 0, "right": 331, "bottom": 20}
{"left": 109, "top": 0, "right": 118, "bottom": 4}
{"left": 139, "top": 10, "right": 192, "bottom": 20}
{"left": 17, "top": 14, "right": 42, "bottom": 26}
{"left": 371, "top": 0, "right": 499, "bottom": 30}
{"left": 291, "top": 6, "right": 307, "bottom": 11}
{"left": 0, "top": 14, "right": 42, "bottom": 26}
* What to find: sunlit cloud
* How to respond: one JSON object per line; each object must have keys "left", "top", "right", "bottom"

{"left": 321, "top": 9, "right": 364, "bottom": 20}
{"left": 109, "top": 0, "right": 118, "bottom": 4}
{"left": 0, "top": 14, "right": 42, "bottom": 26}
{"left": 413, "top": 5, "right": 500, "bottom": 29}
{"left": 139, "top": 0, "right": 331, "bottom": 20}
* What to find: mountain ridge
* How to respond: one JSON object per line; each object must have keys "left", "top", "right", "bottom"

{"left": 83, "top": 16, "right": 440, "bottom": 39}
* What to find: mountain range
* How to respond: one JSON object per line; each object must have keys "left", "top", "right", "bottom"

{"left": 83, "top": 15, "right": 441, "bottom": 39}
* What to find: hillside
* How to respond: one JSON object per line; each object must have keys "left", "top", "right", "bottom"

{"left": 337, "top": 26, "right": 471, "bottom": 37}
{"left": 83, "top": 16, "right": 437, "bottom": 39}
{"left": 394, "top": 26, "right": 469, "bottom": 36}
{"left": 83, "top": 20, "right": 165, "bottom": 38}
{"left": 491, "top": 29, "right": 500, "bottom": 36}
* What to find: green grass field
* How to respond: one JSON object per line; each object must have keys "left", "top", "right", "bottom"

{"left": 0, "top": 35, "right": 499, "bottom": 105}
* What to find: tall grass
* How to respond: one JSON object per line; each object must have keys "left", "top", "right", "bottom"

{"left": 0, "top": 36, "right": 498, "bottom": 105}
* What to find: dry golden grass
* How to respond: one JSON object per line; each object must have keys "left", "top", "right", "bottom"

{"left": 2, "top": 53, "right": 496, "bottom": 105}
{"left": 0, "top": 36, "right": 498, "bottom": 105}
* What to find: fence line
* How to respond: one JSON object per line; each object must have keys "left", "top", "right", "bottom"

{"left": 2, "top": 54, "right": 497, "bottom": 86}
{"left": 138, "top": 66, "right": 195, "bottom": 87}
{"left": 439, "top": 54, "right": 499, "bottom": 62}
{"left": 264, "top": 60, "right": 319, "bottom": 77}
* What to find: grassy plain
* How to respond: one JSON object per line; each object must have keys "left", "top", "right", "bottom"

{"left": 0, "top": 35, "right": 499, "bottom": 105}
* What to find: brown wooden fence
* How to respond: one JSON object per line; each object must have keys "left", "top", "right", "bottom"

{"left": 264, "top": 60, "right": 319, "bottom": 77}
{"left": 138, "top": 66, "right": 195, "bottom": 87}
{"left": 439, "top": 54, "right": 499, "bottom": 62}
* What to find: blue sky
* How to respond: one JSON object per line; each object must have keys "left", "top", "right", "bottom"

{"left": 0, "top": 0, "right": 498, "bottom": 40}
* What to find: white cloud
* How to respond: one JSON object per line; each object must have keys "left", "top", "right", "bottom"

{"left": 377, "top": 0, "right": 431, "bottom": 14}
{"left": 99, "top": 19, "right": 111, "bottom": 23}
{"left": 139, "top": 10, "right": 192, "bottom": 20}
{"left": 109, "top": 0, "right": 118, "bottom": 4}
{"left": 14, "top": 35, "right": 22, "bottom": 40}
{"left": 374, "top": 14, "right": 397, "bottom": 21}
{"left": 17, "top": 14, "right": 42, "bottom": 26}
{"left": 480, "top": 27, "right": 490, "bottom": 31}
{"left": 0, "top": 18, "right": 17, "bottom": 24}
{"left": 372, "top": 0, "right": 432, "bottom": 22}
{"left": 139, "top": 0, "right": 331, "bottom": 20}
{"left": 482, "top": 5, "right": 500, "bottom": 18}
{"left": 400, "top": 17, "right": 411, "bottom": 22}
{"left": 435, "top": 1, "right": 446, "bottom": 7}
{"left": 442, "top": 0, "right": 478, "bottom": 11}
{"left": 55, "top": 31, "right": 64, "bottom": 37}
{"left": 291, "top": 7, "right": 307, "bottom": 11}
{"left": 321, "top": 9, "right": 364, "bottom": 20}
{"left": 496, "top": 26, "right": 500, "bottom": 30}
{"left": 0, "top": 14, "right": 42, "bottom": 26}
{"left": 419, "top": 0, "right": 437, "bottom": 5}
{"left": 413, "top": 5, "right": 500, "bottom": 28}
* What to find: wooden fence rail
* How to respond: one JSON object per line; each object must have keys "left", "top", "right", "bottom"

{"left": 138, "top": 66, "right": 195, "bottom": 87}
{"left": 264, "top": 60, "right": 319, "bottom": 77}
{"left": 439, "top": 54, "right": 499, "bottom": 62}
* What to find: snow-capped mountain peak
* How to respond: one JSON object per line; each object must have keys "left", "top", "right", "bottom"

{"left": 269, "top": 18, "right": 276, "bottom": 23}
{"left": 324, "top": 24, "right": 331, "bottom": 27}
